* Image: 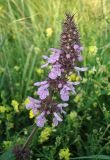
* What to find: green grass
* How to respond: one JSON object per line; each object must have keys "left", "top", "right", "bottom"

{"left": 0, "top": 0, "right": 110, "bottom": 99}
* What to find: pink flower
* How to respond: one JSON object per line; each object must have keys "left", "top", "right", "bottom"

{"left": 77, "top": 55, "right": 83, "bottom": 62}
{"left": 74, "top": 44, "right": 83, "bottom": 53}
{"left": 49, "top": 48, "right": 63, "bottom": 54}
{"left": 49, "top": 64, "right": 62, "bottom": 80}
{"left": 67, "top": 81, "right": 80, "bottom": 94}
{"left": 53, "top": 112, "right": 62, "bottom": 126}
{"left": 41, "top": 63, "right": 49, "bottom": 68}
{"left": 26, "top": 97, "right": 41, "bottom": 115}
{"left": 37, "top": 84, "right": 49, "bottom": 100}
{"left": 34, "top": 81, "right": 49, "bottom": 100}
{"left": 48, "top": 71, "right": 58, "bottom": 80}
{"left": 48, "top": 52, "right": 60, "bottom": 64}
{"left": 74, "top": 66, "right": 87, "bottom": 78}
{"left": 61, "top": 94, "right": 69, "bottom": 101}
{"left": 57, "top": 103, "right": 68, "bottom": 114}
{"left": 36, "top": 112, "right": 46, "bottom": 127}
{"left": 34, "top": 81, "right": 48, "bottom": 86}
{"left": 67, "top": 81, "right": 80, "bottom": 85}
{"left": 58, "top": 83, "right": 62, "bottom": 88}
{"left": 66, "top": 54, "right": 71, "bottom": 59}
{"left": 60, "top": 85, "right": 70, "bottom": 101}
{"left": 74, "top": 66, "right": 87, "bottom": 72}
{"left": 41, "top": 48, "right": 62, "bottom": 68}
{"left": 57, "top": 103, "right": 68, "bottom": 108}
{"left": 60, "top": 82, "right": 79, "bottom": 101}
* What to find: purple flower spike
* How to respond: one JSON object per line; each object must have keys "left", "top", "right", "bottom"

{"left": 26, "top": 13, "right": 87, "bottom": 127}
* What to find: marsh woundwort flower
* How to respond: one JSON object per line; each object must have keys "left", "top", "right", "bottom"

{"left": 26, "top": 13, "right": 87, "bottom": 127}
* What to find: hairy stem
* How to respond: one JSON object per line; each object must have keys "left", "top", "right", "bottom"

{"left": 22, "top": 125, "right": 37, "bottom": 152}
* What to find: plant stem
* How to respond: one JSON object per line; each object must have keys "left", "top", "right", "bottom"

{"left": 21, "top": 125, "right": 37, "bottom": 152}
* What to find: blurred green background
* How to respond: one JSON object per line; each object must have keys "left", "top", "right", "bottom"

{"left": 0, "top": 0, "right": 110, "bottom": 159}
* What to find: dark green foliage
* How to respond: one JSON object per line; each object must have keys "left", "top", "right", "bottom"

{"left": 0, "top": 149, "right": 15, "bottom": 160}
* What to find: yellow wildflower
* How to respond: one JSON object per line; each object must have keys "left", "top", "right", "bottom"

{"left": 89, "top": 46, "right": 98, "bottom": 56}
{"left": 35, "top": 68, "right": 44, "bottom": 74}
{"left": 46, "top": 27, "right": 53, "bottom": 37}
{"left": 68, "top": 73, "right": 76, "bottom": 81}
{"left": 39, "top": 127, "right": 52, "bottom": 143}
{"left": 74, "top": 94, "right": 81, "bottom": 103}
{"left": 68, "top": 111, "right": 77, "bottom": 120}
{"left": 29, "top": 110, "right": 34, "bottom": 119}
{"left": 68, "top": 73, "right": 80, "bottom": 82}
{"left": 23, "top": 98, "right": 30, "bottom": 106}
{"left": 75, "top": 76, "right": 80, "bottom": 81}
{"left": 0, "top": 106, "right": 6, "bottom": 113}
{"left": 59, "top": 148, "right": 71, "bottom": 160}
{"left": 11, "top": 100, "right": 19, "bottom": 112}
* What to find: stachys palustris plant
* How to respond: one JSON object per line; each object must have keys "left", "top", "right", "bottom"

{"left": 13, "top": 13, "right": 87, "bottom": 159}
{"left": 26, "top": 13, "right": 87, "bottom": 128}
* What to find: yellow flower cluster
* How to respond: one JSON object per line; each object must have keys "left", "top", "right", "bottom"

{"left": 39, "top": 127, "right": 52, "bottom": 144}
{"left": 59, "top": 148, "right": 71, "bottom": 160}
{"left": 11, "top": 100, "right": 19, "bottom": 113}
{"left": 46, "top": 27, "right": 53, "bottom": 37}
{"left": 68, "top": 73, "right": 80, "bottom": 82}
{"left": 29, "top": 110, "right": 34, "bottom": 119}
{"left": 74, "top": 94, "right": 81, "bottom": 103}
{"left": 0, "top": 106, "right": 6, "bottom": 113}
{"left": 35, "top": 68, "right": 44, "bottom": 74}
{"left": 68, "top": 111, "right": 77, "bottom": 120}
{"left": 23, "top": 98, "right": 30, "bottom": 106}
{"left": 89, "top": 46, "right": 98, "bottom": 56}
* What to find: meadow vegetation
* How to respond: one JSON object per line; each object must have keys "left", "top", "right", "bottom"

{"left": 0, "top": 0, "right": 110, "bottom": 159}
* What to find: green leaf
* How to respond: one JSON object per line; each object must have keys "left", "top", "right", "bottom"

{"left": 0, "top": 149, "right": 15, "bottom": 160}
{"left": 70, "top": 155, "right": 110, "bottom": 160}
